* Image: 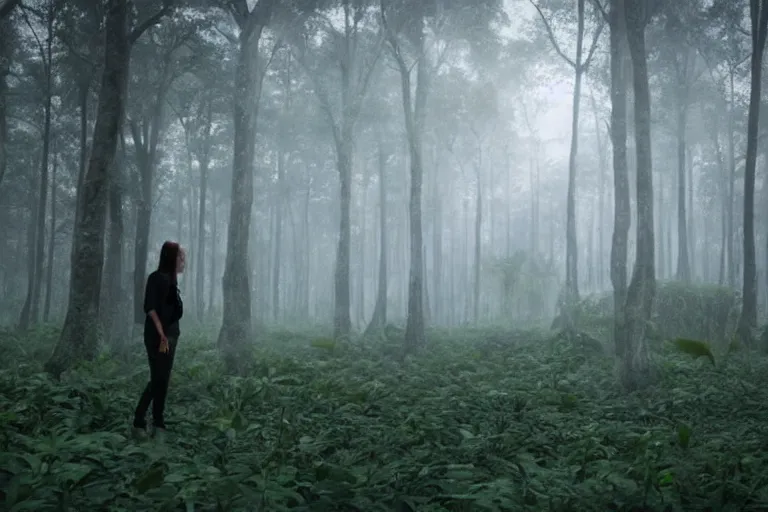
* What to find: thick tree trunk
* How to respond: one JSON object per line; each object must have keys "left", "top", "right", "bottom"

{"left": 45, "top": 0, "right": 130, "bottom": 377}
{"left": 609, "top": 0, "right": 630, "bottom": 358}
{"left": 103, "top": 134, "right": 126, "bottom": 346}
{"left": 74, "top": 83, "right": 88, "bottom": 227}
{"left": 333, "top": 136, "right": 353, "bottom": 338}
{"left": 218, "top": 23, "right": 266, "bottom": 371}
{"left": 620, "top": 0, "right": 655, "bottom": 391}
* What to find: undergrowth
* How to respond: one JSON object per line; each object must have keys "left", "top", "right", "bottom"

{"left": 1, "top": 326, "right": 768, "bottom": 511}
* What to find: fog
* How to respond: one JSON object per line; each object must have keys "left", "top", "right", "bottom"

{"left": 1, "top": 0, "right": 768, "bottom": 508}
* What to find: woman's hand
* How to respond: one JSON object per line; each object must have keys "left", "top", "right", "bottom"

{"left": 159, "top": 335, "right": 169, "bottom": 354}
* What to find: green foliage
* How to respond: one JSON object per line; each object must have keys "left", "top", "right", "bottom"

{"left": 2, "top": 326, "right": 768, "bottom": 510}
{"left": 575, "top": 282, "right": 740, "bottom": 348}
{"left": 669, "top": 338, "right": 716, "bottom": 366}
{"left": 653, "top": 281, "right": 739, "bottom": 345}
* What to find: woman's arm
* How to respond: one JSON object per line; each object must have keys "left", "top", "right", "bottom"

{"left": 144, "top": 273, "right": 170, "bottom": 338}
{"left": 148, "top": 310, "right": 165, "bottom": 339}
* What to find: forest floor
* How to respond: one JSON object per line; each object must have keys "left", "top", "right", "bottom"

{"left": 1, "top": 325, "right": 768, "bottom": 511}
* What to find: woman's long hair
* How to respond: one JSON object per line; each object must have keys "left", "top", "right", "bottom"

{"left": 157, "top": 241, "right": 180, "bottom": 282}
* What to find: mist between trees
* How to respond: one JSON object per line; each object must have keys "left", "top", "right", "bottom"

{"left": 1, "top": 0, "right": 767, "bottom": 389}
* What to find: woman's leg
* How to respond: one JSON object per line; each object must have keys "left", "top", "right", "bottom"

{"left": 133, "top": 339, "right": 160, "bottom": 428}
{"left": 150, "top": 336, "right": 178, "bottom": 429}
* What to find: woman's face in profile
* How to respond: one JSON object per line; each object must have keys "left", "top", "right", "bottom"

{"left": 177, "top": 249, "right": 186, "bottom": 274}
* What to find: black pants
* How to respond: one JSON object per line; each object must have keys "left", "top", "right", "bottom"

{"left": 133, "top": 335, "right": 178, "bottom": 429}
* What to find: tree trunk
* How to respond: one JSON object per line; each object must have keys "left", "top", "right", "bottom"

{"left": 273, "top": 150, "right": 284, "bottom": 322}
{"left": 365, "top": 145, "right": 388, "bottom": 336}
{"left": 332, "top": 131, "right": 353, "bottom": 338}
{"left": 129, "top": 66, "right": 170, "bottom": 324}
{"left": 403, "top": 24, "right": 428, "bottom": 351}
{"left": 0, "top": 19, "right": 8, "bottom": 191}
{"left": 675, "top": 70, "right": 690, "bottom": 281}
{"left": 45, "top": 0, "right": 130, "bottom": 377}
{"left": 609, "top": 0, "right": 630, "bottom": 358}
{"left": 590, "top": 92, "right": 606, "bottom": 291}
{"left": 563, "top": 0, "right": 588, "bottom": 312}
{"left": 432, "top": 147, "right": 442, "bottom": 323}
{"left": 208, "top": 190, "right": 217, "bottom": 316}
{"left": 727, "top": 68, "right": 736, "bottom": 288}
{"left": 43, "top": 150, "right": 57, "bottom": 322}
{"left": 74, "top": 83, "right": 88, "bottom": 227}
{"left": 195, "top": 100, "right": 211, "bottom": 322}
{"left": 218, "top": 23, "right": 266, "bottom": 371}
{"left": 104, "top": 133, "right": 126, "bottom": 346}
{"left": 620, "top": 0, "right": 655, "bottom": 391}
{"left": 473, "top": 151, "right": 482, "bottom": 324}
{"left": 736, "top": 0, "right": 768, "bottom": 345}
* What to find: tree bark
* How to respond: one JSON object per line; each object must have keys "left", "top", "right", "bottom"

{"left": 608, "top": 0, "right": 630, "bottom": 358}
{"left": 43, "top": 149, "right": 57, "bottom": 322}
{"left": 0, "top": 19, "right": 9, "bottom": 191}
{"left": 674, "top": 51, "right": 691, "bottom": 282}
{"left": 620, "top": 0, "right": 655, "bottom": 391}
{"left": 44, "top": 0, "right": 131, "bottom": 377}
{"left": 365, "top": 145, "right": 388, "bottom": 336}
{"left": 389, "top": 16, "right": 428, "bottom": 351}
{"left": 736, "top": 0, "right": 768, "bottom": 345}
{"left": 218, "top": 5, "right": 272, "bottom": 371}
{"left": 196, "top": 97, "right": 212, "bottom": 322}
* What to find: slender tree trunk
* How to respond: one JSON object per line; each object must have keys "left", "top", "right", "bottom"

{"left": 208, "top": 190, "right": 217, "bottom": 316}
{"left": 609, "top": 0, "right": 630, "bottom": 358}
{"left": 727, "top": 68, "right": 736, "bottom": 288}
{"left": 403, "top": 31, "right": 427, "bottom": 350}
{"left": 432, "top": 147, "right": 442, "bottom": 323}
{"left": 563, "top": 0, "right": 589, "bottom": 311}
{"left": 45, "top": 0, "right": 131, "bottom": 377}
{"left": 273, "top": 152, "right": 284, "bottom": 322}
{"left": 365, "top": 146, "right": 388, "bottom": 335}
{"left": 590, "top": 92, "right": 607, "bottom": 291}
{"left": 43, "top": 150, "right": 57, "bottom": 322}
{"left": 675, "top": 95, "right": 690, "bottom": 282}
{"left": 620, "top": 0, "right": 655, "bottom": 390}
{"left": 196, "top": 106, "right": 210, "bottom": 321}
{"left": 473, "top": 151, "right": 482, "bottom": 324}
{"left": 737, "top": 0, "right": 768, "bottom": 344}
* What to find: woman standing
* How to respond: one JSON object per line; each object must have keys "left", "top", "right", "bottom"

{"left": 132, "top": 241, "right": 185, "bottom": 437}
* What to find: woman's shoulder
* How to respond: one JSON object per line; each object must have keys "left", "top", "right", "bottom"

{"left": 147, "top": 270, "right": 172, "bottom": 285}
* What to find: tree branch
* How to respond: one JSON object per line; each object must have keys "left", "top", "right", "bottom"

{"left": 581, "top": 16, "right": 605, "bottom": 70}
{"left": 129, "top": 4, "right": 172, "bottom": 45}
{"left": 529, "top": 0, "right": 576, "bottom": 68}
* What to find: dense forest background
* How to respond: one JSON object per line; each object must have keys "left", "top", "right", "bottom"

{"left": 5, "top": 0, "right": 768, "bottom": 509}
{"left": 2, "top": 0, "right": 768, "bottom": 383}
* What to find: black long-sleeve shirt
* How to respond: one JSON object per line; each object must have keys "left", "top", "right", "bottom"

{"left": 143, "top": 270, "right": 183, "bottom": 340}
